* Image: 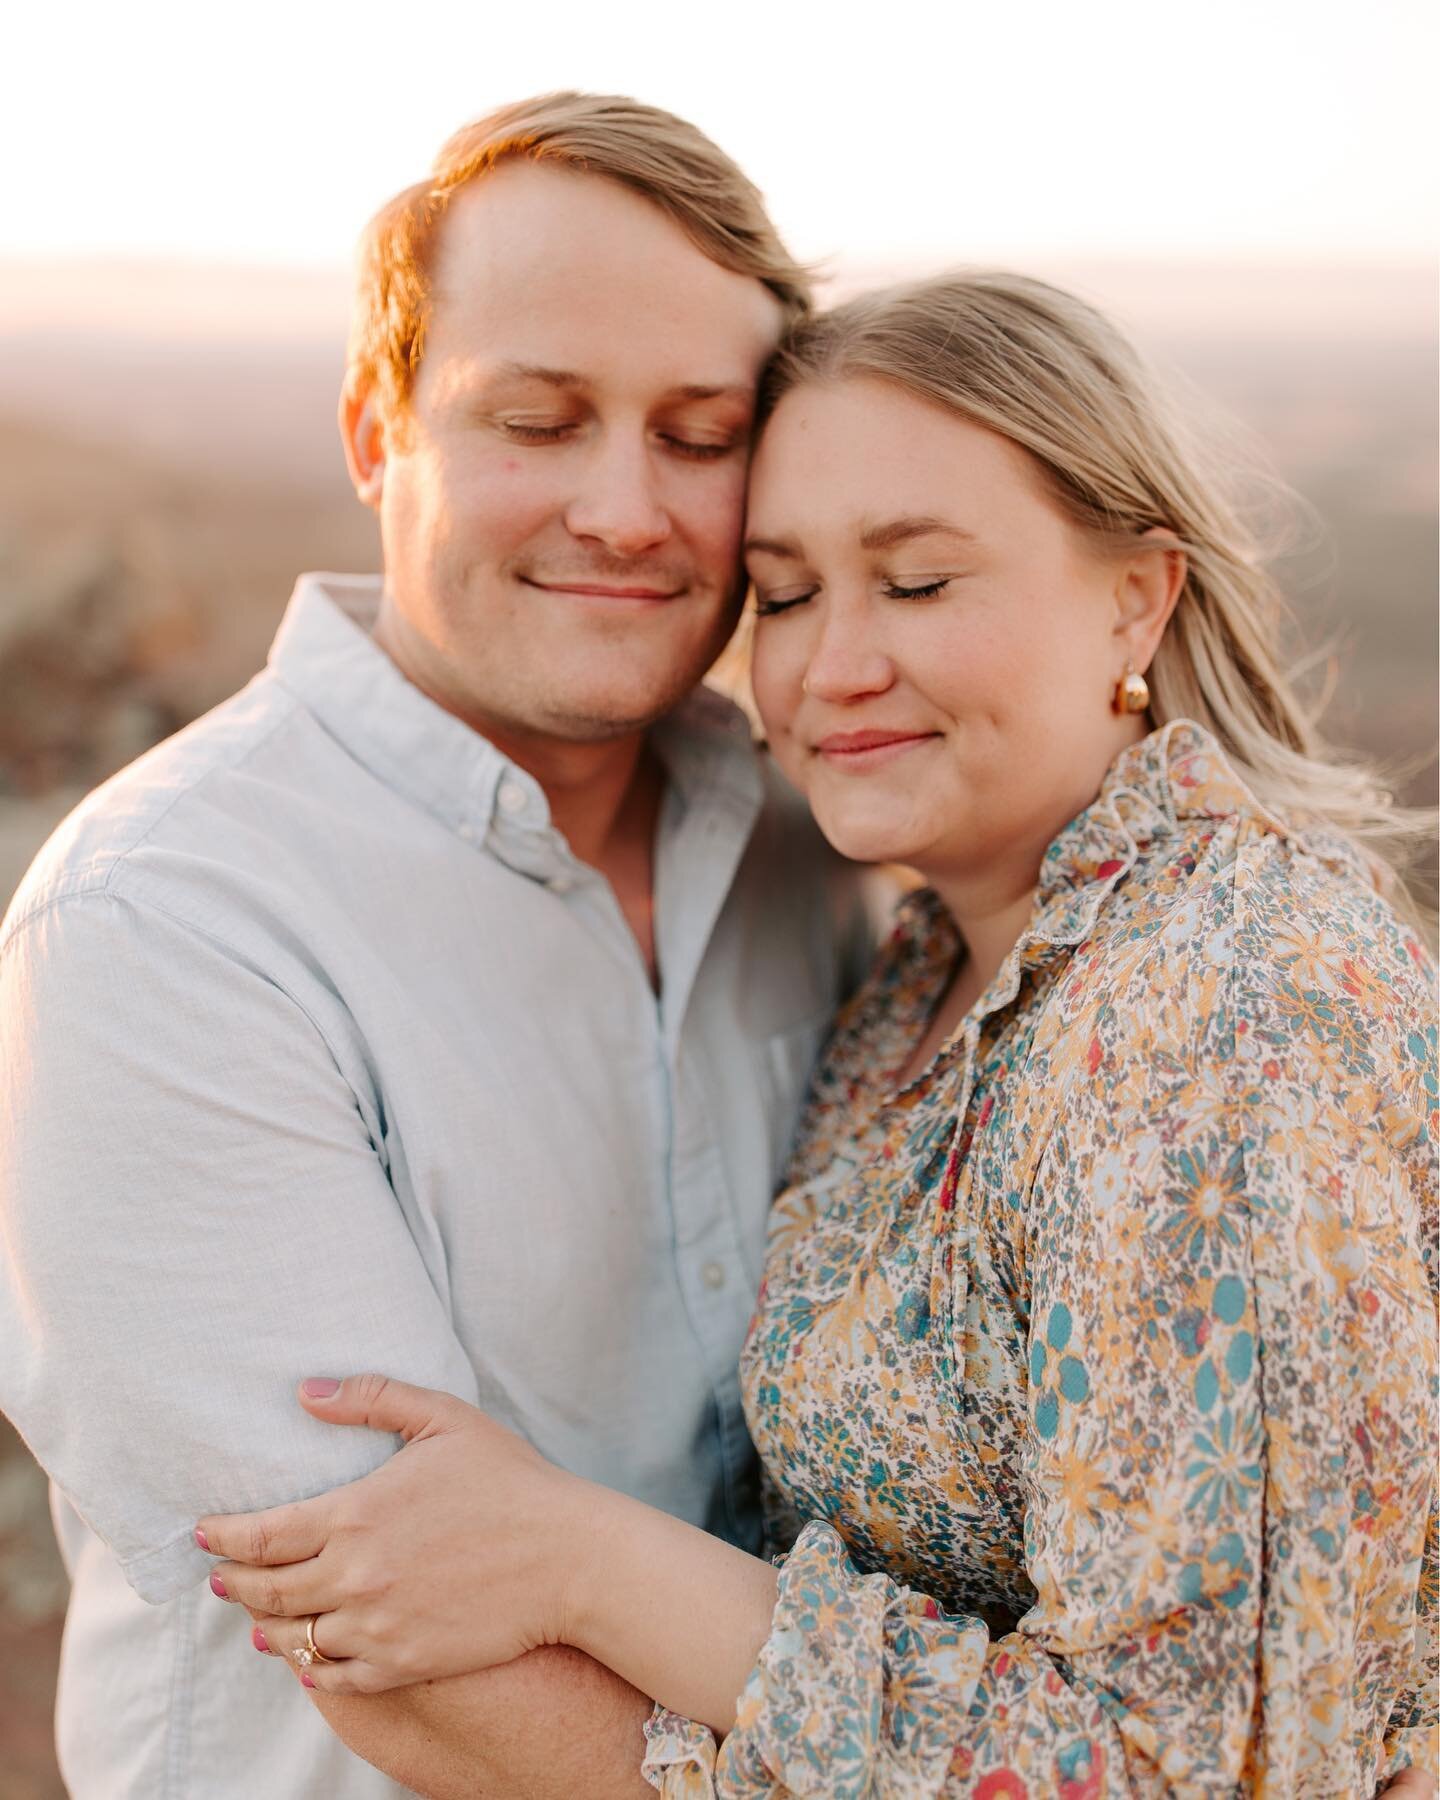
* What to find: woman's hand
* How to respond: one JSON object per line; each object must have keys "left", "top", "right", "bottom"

{"left": 195, "top": 1374, "right": 598, "bottom": 1695}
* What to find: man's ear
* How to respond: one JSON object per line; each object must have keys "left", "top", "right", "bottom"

{"left": 1113, "top": 527, "right": 1187, "bottom": 673}
{"left": 339, "top": 377, "right": 388, "bottom": 511}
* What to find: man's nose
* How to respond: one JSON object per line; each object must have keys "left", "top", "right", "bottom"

{"left": 564, "top": 433, "right": 672, "bottom": 557}
{"left": 801, "top": 603, "right": 895, "bottom": 703}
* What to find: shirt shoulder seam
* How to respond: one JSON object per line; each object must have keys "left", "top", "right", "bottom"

{"left": 0, "top": 693, "right": 304, "bottom": 948}
{"left": 0, "top": 886, "right": 359, "bottom": 1098}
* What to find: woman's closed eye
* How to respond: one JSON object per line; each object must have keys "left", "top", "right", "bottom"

{"left": 883, "top": 577, "right": 952, "bottom": 600}
{"left": 753, "top": 588, "right": 817, "bottom": 618}
{"left": 754, "top": 575, "right": 954, "bottom": 618}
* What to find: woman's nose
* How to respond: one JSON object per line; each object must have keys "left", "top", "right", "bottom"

{"left": 800, "top": 607, "right": 895, "bottom": 703}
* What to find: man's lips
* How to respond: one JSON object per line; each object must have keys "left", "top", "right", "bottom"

{"left": 521, "top": 576, "right": 683, "bottom": 601}
{"left": 813, "top": 728, "right": 940, "bottom": 767}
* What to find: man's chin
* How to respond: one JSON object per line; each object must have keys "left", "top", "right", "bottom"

{"left": 532, "top": 694, "right": 689, "bottom": 743}
{"left": 528, "top": 659, "right": 723, "bottom": 743}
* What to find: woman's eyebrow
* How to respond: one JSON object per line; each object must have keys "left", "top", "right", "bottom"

{"left": 745, "top": 516, "right": 980, "bottom": 561}
{"left": 743, "top": 534, "right": 801, "bottom": 559}
{"left": 858, "top": 515, "right": 979, "bottom": 551}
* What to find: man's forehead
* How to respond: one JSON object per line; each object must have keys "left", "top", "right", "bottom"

{"left": 423, "top": 164, "right": 785, "bottom": 368}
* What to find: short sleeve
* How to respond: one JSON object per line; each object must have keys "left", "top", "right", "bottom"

{"left": 0, "top": 891, "right": 477, "bottom": 1602}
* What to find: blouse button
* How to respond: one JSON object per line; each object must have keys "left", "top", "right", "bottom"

{"left": 497, "top": 779, "right": 528, "bottom": 816}
{"left": 702, "top": 1260, "right": 727, "bottom": 1291}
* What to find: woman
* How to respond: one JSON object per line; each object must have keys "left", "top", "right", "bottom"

{"left": 199, "top": 273, "right": 1437, "bottom": 1796}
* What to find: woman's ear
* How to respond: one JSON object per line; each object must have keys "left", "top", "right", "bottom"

{"left": 339, "top": 378, "right": 387, "bottom": 510}
{"left": 1113, "top": 528, "right": 1187, "bottom": 672}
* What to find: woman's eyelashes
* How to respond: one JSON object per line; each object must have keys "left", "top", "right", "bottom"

{"left": 883, "top": 577, "right": 952, "bottom": 600}
{"left": 753, "top": 589, "right": 816, "bottom": 618}
{"left": 752, "top": 575, "right": 955, "bottom": 617}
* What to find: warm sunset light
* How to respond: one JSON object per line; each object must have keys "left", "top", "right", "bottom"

{"left": 3, "top": 0, "right": 1436, "bottom": 269}
{"left": 0, "top": 10, "right": 1435, "bottom": 1795}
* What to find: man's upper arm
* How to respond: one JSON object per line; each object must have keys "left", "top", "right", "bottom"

{"left": 0, "top": 888, "right": 476, "bottom": 1603}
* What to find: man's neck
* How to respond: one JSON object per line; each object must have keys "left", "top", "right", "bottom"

{"left": 511, "top": 731, "right": 664, "bottom": 988}
{"left": 370, "top": 597, "right": 663, "bottom": 872}
{"left": 513, "top": 730, "right": 655, "bottom": 873}
{"left": 369, "top": 601, "right": 668, "bottom": 980}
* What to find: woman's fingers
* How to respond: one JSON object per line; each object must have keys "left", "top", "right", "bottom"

{"left": 249, "top": 1610, "right": 403, "bottom": 1697}
{"left": 295, "top": 1372, "right": 475, "bottom": 1442}
{"left": 207, "top": 1553, "right": 328, "bottom": 1618}
{"left": 196, "top": 1493, "right": 329, "bottom": 1567}
{"left": 194, "top": 1375, "right": 471, "bottom": 1567}
{"left": 251, "top": 1607, "right": 347, "bottom": 1666}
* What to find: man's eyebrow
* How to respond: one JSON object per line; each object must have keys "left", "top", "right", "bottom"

{"left": 858, "top": 515, "right": 979, "bottom": 551}
{"left": 486, "top": 368, "right": 751, "bottom": 404}
{"left": 492, "top": 362, "right": 589, "bottom": 389}
{"left": 666, "top": 383, "right": 755, "bottom": 404}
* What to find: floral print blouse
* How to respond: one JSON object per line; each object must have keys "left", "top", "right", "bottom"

{"left": 644, "top": 721, "right": 1437, "bottom": 1798}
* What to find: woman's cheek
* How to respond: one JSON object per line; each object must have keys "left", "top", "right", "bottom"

{"left": 751, "top": 634, "right": 806, "bottom": 782}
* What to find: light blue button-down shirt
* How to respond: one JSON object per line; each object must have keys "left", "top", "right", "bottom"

{"left": 0, "top": 574, "right": 863, "bottom": 1798}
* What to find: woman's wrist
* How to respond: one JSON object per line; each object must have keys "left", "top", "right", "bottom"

{"left": 553, "top": 1484, "right": 780, "bottom": 1734}
{"left": 552, "top": 1477, "right": 633, "bottom": 1661}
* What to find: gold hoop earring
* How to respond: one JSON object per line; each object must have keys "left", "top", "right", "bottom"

{"left": 1113, "top": 663, "right": 1150, "bottom": 715}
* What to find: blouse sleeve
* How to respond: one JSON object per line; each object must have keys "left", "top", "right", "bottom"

{"left": 644, "top": 846, "right": 1438, "bottom": 1797}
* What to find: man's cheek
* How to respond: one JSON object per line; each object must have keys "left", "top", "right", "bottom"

{"left": 690, "top": 474, "right": 749, "bottom": 575}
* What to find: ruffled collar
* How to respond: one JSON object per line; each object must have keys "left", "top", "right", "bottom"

{"left": 1026, "top": 716, "right": 1284, "bottom": 947}
{"left": 888, "top": 719, "right": 1284, "bottom": 1056}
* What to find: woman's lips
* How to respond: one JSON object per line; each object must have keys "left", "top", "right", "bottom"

{"left": 814, "top": 729, "right": 940, "bottom": 769}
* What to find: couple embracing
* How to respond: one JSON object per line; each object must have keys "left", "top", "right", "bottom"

{"left": 0, "top": 92, "right": 1434, "bottom": 1799}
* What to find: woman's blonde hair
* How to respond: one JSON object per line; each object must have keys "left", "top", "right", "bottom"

{"left": 348, "top": 91, "right": 813, "bottom": 425}
{"left": 760, "top": 271, "right": 1431, "bottom": 909}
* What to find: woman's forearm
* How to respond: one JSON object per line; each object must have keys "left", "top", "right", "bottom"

{"left": 564, "top": 1484, "right": 780, "bottom": 1735}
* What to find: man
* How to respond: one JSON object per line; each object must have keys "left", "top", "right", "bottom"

{"left": 0, "top": 94, "right": 863, "bottom": 1796}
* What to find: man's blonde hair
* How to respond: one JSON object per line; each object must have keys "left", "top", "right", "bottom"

{"left": 761, "top": 271, "right": 1431, "bottom": 909}
{"left": 348, "top": 91, "right": 813, "bottom": 421}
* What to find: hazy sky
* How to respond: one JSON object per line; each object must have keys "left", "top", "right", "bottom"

{"left": 7, "top": 0, "right": 1436, "bottom": 269}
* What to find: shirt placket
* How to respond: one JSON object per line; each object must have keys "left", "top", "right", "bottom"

{"left": 655, "top": 772, "right": 765, "bottom": 1547}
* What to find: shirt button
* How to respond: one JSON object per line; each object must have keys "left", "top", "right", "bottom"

{"left": 702, "top": 1260, "right": 726, "bottom": 1291}
{"left": 550, "top": 874, "right": 573, "bottom": 894}
{"left": 497, "top": 780, "right": 527, "bottom": 816}
{"left": 458, "top": 822, "right": 478, "bottom": 843}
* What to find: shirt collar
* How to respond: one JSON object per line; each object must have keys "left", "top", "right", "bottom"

{"left": 266, "top": 573, "right": 762, "bottom": 877}
{"left": 1029, "top": 717, "right": 1286, "bottom": 943}
{"left": 887, "top": 718, "right": 1288, "bottom": 1042}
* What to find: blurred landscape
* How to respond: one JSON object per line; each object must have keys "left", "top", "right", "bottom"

{"left": 0, "top": 256, "right": 1435, "bottom": 1793}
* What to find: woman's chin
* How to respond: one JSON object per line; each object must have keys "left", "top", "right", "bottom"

{"left": 810, "top": 810, "right": 924, "bottom": 871}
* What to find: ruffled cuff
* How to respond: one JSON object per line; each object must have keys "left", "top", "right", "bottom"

{"left": 642, "top": 1705, "right": 721, "bottom": 1795}
{"left": 645, "top": 1521, "right": 990, "bottom": 1799}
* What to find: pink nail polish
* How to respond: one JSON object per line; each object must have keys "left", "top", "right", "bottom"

{"left": 194, "top": 1527, "right": 211, "bottom": 1553}
{"left": 301, "top": 1378, "right": 341, "bottom": 1399}
{"left": 209, "top": 1572, "right": 228, "bottom": 1599}
{"left": 300, "top": 1672, "right": 317, "bottom": 1689}
{"left": 252, "top": 1626, "right": 268, "bottom": 1653}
